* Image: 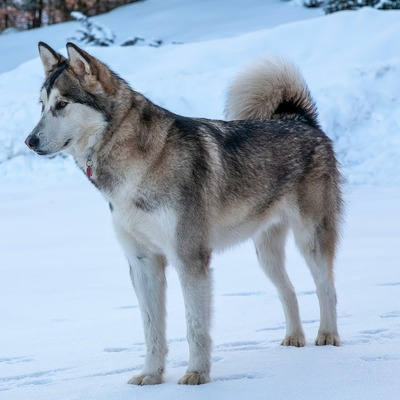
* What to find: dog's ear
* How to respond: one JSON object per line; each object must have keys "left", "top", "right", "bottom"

{"left": 66, "top": 42, "right": 106, "bottom": 90}
{"left": 66, "top": 42, "right": 94, "bottom": 78}
{"left": 66, "top": 42, "right": 115, "bottom": 93}
{"left": 38, "top": 42, "right": 66, "bottom": 76}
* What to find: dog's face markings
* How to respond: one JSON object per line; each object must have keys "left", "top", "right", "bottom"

{"left": 26, "top": 82, "right": 105, "bottom": 155}
{"left": 25, "top": 43, "right": 108, "bottom": 156}
{"left": 40, "top": 87, "right": 69, "bottom": 116}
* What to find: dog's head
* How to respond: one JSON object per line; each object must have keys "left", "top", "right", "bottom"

{"left": 25, "top": 42, "right": 114, "bottom": 156}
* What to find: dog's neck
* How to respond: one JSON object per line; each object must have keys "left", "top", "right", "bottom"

{"left": 67, "top": 90, "right": 169, "bottom": 184}
{"left": 85, "top": 147, "right": 94, "bottom": 179}
{"left": 66, "top": 126, "right": 106, "bottom": 179}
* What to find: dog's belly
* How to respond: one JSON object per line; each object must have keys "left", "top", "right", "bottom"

{"left": 111, "top": 191, "right": 296, "bottom": 258}
{"left": 210, "top": 197, "right": 295, "bottom": 251}
{"left": 210, "top": 221, "right": 260, "bottom": 251}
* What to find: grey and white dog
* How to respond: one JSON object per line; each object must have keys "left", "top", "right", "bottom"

{"left": 25, "top": 42, "right": 343, "bottom": 385}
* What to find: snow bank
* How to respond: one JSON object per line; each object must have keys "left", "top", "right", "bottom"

{"left": 0, "top": 5, "right": 399, "bottom": 186}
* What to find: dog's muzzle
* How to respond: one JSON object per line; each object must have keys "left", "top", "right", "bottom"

{"left": 25, "top": 134, "right": 39, "bottom": 150}
{"left": 25, "top": 134, "right": 48, "bottom": 155}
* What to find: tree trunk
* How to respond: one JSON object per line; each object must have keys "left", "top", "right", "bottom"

{"left": 32, "top": 0, "right": 43, "bottom": 28}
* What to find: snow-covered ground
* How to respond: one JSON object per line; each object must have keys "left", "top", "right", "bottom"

{"left": 1, "top": 1, "right": 399, "bottom": 399}
{"left": 1, "top": 182, "right": 399, "bottom": 399}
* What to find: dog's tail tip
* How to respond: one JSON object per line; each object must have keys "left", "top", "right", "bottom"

{"left": 224, "top": 57, "right": 319, "bottom": 128}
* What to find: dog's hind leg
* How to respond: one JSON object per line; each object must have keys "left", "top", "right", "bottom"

{"left": 293, "top": 218, "right": 340, "bottom": 346}
{"left": 254, "top": 223, "right": 306, "bottom": 347}
{"left": 114, "top": 225, "right": 168, "bottom": 385}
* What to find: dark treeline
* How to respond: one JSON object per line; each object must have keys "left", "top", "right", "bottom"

{"left": 0, "top": 0, "right": 140, "bottom": 32}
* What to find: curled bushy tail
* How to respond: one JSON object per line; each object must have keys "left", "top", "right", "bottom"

{"left": 225, "top": 57, "right": 320, "bottom": 129}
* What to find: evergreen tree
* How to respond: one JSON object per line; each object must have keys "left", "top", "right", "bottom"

{"left": 376, "top": 0, "right": 400, "bottom": 9}
{"left": 70, "top": 11, "right": 115, "bottom": 46}
{"left": 324, "top": 0, "right": 400, "bottom": 13}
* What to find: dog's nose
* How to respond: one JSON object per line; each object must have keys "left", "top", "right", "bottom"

{"left": 25, "top": 134, "right": 39, "bottom": 149}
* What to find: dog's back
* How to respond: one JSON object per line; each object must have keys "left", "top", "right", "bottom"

{"left": 190, "top": 59, "right": 343, "bottom": 258}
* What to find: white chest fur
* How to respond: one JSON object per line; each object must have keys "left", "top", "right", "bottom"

{"left": 111, "top": 196, "right": 178, "bottom": 258}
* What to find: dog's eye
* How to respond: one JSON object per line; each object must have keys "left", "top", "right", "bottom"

{"left": 56, "top": 101, "right": 68, "bottom": 110}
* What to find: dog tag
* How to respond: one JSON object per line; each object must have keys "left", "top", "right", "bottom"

{"left": 86, "top": 165, "right": 92, "bottom": 179}
{"left": 86, "top": 156, "right": 93, "bottom": 179}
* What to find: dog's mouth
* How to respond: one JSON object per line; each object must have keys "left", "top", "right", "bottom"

{"left": 35, "top": 149, "right": 49, "bottom": 156}
{"left": 31, "top": 139, "right": 71, "bottom": 156}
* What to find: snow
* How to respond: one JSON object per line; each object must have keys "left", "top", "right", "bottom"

{"left": 1, "top": 4, "right": 400, "bottom": 185}
{"left": 0, "top": 1, "right": 399, "bottom": 399}
{"left": 1, "top": 182, "right": 400, "bottom": 399}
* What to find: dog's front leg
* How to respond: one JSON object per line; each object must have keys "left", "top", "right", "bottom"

{"left": 127, "top": 252, "right": 168, "bottom": 385}
{"left": 114, "top": 225, "right": 168, "bottom": 385}
{"left": 175, "top": 246, "right": 212, "bottom": 385}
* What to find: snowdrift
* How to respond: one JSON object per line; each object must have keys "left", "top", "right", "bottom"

{"left": 0, "top": 6, "right": 399, "bottom": 185}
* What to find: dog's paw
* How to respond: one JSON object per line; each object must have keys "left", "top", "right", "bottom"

{"left": 179, "top": 371, "right": 211, "bottom": 385}
{"left": 315, "top": 333, "right": 340, "bottom": 346}
{"left": 127, "top": 373, "right": 163, "bottom": 385}
{"left": 281, "top": 335, "right": 306, "bottom": 347}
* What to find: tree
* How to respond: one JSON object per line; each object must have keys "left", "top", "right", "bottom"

{"left": 324, "top": 0, "right": 400, "bottom": 13}
{"left": 27, "top": 0, "right": 44, "bottom": 28}
{"left": 70, "top": 10, "right": 115, "bottom": 46}
{"left": 0, "top": 0, "right": 141, "bottom": 33}
{"left": 376, "top": 0, "right": 400, "bottom": 8}
{"left": 1, "top": 1, "right": 9, "bottom": 30}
